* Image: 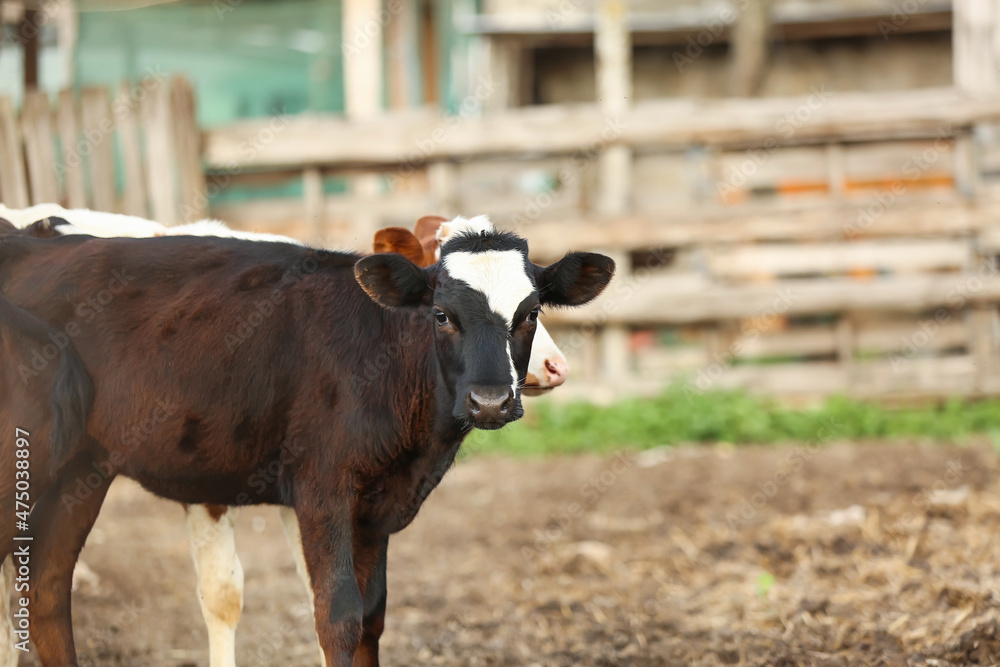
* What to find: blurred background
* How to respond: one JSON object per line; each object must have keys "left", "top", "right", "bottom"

{"left": 7, "top": 1, "right": 1000, "bottom": 665}
{"left": 5, "top": 0, "right": 1000, "bottom": 406}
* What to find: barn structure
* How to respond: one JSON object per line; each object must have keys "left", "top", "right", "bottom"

{"left": 3, "top": 0, "right": 1000, "bottom": 402}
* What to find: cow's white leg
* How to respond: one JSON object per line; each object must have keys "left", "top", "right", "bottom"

{"left": 0, "top": 555, "right": 17, "bottom": 667}
{"left": 187, "top": 505, "right": 243, "bottom": 667}
{"left": 279, "top": 506, "right": 323, "bottom": 666}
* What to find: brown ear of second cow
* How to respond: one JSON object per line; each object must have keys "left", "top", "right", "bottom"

{"left": 372, "top": 227, "right": 425, "bottom": 266}
{"left": 414, "top": 215, "right": 448, "bottom": 265}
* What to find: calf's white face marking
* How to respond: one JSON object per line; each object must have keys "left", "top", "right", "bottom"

{"left": 442, "top": 248, "right": 536, "bottom": 393}
{"left": 442, "top": 250, "right": 535, "bottom": 329}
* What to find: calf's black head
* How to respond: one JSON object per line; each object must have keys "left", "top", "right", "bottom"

{"left": 355, "top": 217, "right": 614, "bottom": 430}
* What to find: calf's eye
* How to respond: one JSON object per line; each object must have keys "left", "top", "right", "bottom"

{"left": 526, "top": 308, "right": 540, "bottom": 324}
{"left": 434, "top": 310, "right": 449, "bottom": 326}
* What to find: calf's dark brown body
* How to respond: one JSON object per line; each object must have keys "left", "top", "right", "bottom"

{"left": 0, "top": 231, "right": 612, "bottom": 666}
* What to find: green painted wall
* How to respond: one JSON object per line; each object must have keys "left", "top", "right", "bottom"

{"left": 75, "top": 0, "right": 345, "bottom": 126}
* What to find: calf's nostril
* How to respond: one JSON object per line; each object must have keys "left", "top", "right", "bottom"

{"left": 468, "top": 389, "right": 514, "bottom": 420}
{"left": 545, "top": 358, "right": 568, "bottom": 379}
{"left": 500, "top": 391, "right": 514, "bottom": 415}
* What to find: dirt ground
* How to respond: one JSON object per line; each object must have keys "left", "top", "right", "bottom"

{"left": 16, "top": 438, "right": 1000, "bottom": 666}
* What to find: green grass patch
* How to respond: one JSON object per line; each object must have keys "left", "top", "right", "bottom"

{"left": 462, "top": 384, "right": 1000, "bottom": 457}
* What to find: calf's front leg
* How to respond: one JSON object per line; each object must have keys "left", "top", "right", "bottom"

{"left": 352, "top": 534, "right": 388, "bottom": 667}
{"left": 279, "top": 506, "right": 326, "bottom": 667}
{"left": 295, "top": 491, "right": 363, "bottom": 667}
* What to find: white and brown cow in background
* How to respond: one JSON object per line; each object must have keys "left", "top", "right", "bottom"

{"left": 0, "top": 204, "right": 569, "bottom": 667}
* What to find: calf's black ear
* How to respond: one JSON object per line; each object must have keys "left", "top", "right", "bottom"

{"left": 355, "top": 253, "right": 431, "bottom": 308}
{"left": 537, "top": 252, "right": 615, "bottom": 307}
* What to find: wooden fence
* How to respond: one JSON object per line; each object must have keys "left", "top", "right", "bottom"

{"left": 194, "top": 86, "right": 1000, "bottom": 402}
{"left": 0, "top": 76, "right": 204, "bottom": 225}
{"left": 9, "top": 79, "right": 1000, "bottom": 402}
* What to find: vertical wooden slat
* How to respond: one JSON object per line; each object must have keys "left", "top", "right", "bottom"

{"left": 142, "top": 80, "right": 177, "bottom": 225}
{"left": 953, "top": 133, "right": 981, "bottom": 201}
{"left": 595, "top": 0, "right": 632, "bottom": 383}
{"left": 0, "top": 96, "right": 29, "bottom": 207}
{"left": 954, "top": 0, "right": 1000, "bottom": 179}
{"left": 171, "top": 76, "right": 204, "bottom": 222}
{"left": 428, "top": 161, "right": 457, "bottom": 217}
{"left": 343, "top": 0, "right": 383, "bottom": 120}
{"left": 729, "top": 0, "right": 772, "bottom": 97}
{"left": 954, "top": 0, "right": 1000, "bottom": 96}
{"left": 595, "top": 0, "right": 631, "bottom": 217}
{"left": 57, "top": 89, "right": 87, "bottom": 209}
{"left": 826, "top": 143, "right": 846, "bottom": 200}
{"left": 303, "top": 167, "right": 324, "bottom": 242}
{"left": 115, "top": 82, "right": 148, "bottom": 217}
{"left": 968, "top": 306, "right": 997, "bottom": 393}
{"left": 20, "top": 91, "right": 60, "bottom": 204}
{"left": 342, "top": 0, "right": 385, "bottom": 244}
{"left": 386, "top": 0, "right": 416, "bottom": 110}
{"left": 836, "top": 315, "right": 855, "bottom": 391}
{"left": 80, "top": 87, "right": 116, "bottom": 212}
{"left": 599, "top": 249, "right": 631, "bottom": 382}
{"left": 485, "top": 38, "right": 524, "bottom": 111}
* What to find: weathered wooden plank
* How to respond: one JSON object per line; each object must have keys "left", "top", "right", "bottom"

{"left": 729, "top": 0, "right": 772, "bottom": 97}
{"left": 115, "top": 82, "right": 148, "bottom": 217}
{"left": 715, "top": 145, "right": 831, "bottom": 198}
{"left": 57, "top": 89, "right": 87, "bottom": 209}
{"left": 843, "top": 139, "right": 955, "bottom": 190}
{"left": 209, "top": 193, "right": 999, "bottom": 260}
{"left": 856, "top": 319, "right": 968, "bottom": 355}
{"left": 303, "top": 167, "right": 324, "bottom": 241}
{"left": 210, "top": 193, "right": 437, "bottom": 235}
{"left": 0, "top": 96, "right": 30, "bottom": 207}
{"left": 142, "top": 81, "right": 177, "bottom": 225}
{"left": 343, "top": 0, "right": 383, "bottom": 121}
{"left": 513, "top": 196, "right": 998, "bottom": 260}
{"left": 202, "top": 88, "right": 1000, "bottom": 170}
{"left": 553, "top": 356, "right": 984, "bottom": 404}
{"left": 595, "top": 0, "right": 631, "bottom": 218}
{"left": 20, "top": 91, "right": 59, "bottom": 204}
{"left": 707, "top": 240, "right": 972, "bottom": 278}
{"left": 455, "top": 157, "right": 582, "bottom": 220}
{"left": 967, "top": 306, "right": 999, "bottom": 391}
{"left": 700, "top": 318, "right": 969, "bottom": 361}
{"left": 428, "top": 161, "right": 458, "bottom": 218}
{"left": 544, "top": 273, "right": 1000, "bottom": 326}
{"left": 342, "top": 0, "right": 383, "bottom": 245}
{"left": 171, "top": 76, "right": 205, "bottom": 222}
{"left": 472, "top": 0, "right": 952, "bottom": 39}
{"left": 386, "top": 0, "right": 417, "bottom": 110}
{"left": 79, "top": 87, "right": 116, "bottom": 212}
{"left": 635, "top": 346, "right": 706, "bottom": 375}
{"left": 954, "top": 0, "right": 1000, "bottom": 95}
{"left": 709, "top": 355, "right": 979, "bottom": 398}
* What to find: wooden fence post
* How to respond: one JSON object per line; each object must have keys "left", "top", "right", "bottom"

{"left": 20, "top": 91, "right": 59, "bottom": 204}
{"left": 954, "top": 0, "right": 1000, "bottom": 96}
{"left": 595, "top": 0, "right": 632, "bottom": 384}
{"left": 141, "top": 82, "right": 177, "bottom": 224}
{"left": 80, "top": 87, "right": 117, "bottom": 213}
{"left": 0, "top": 96, "right": 29, "bottom": 207}
{"left": 171, "top": 76, "right": 205, "bottom": 223}
{"left": 342, "top": 0, "right": 383, "bottom": 245}
{"left": 729, "top": 0, "right": 772, "bottom": 97}
{"left": 304, "top": 167, "right": 324, "bottom": 241}
{"left": 58, "top": 89, "right": 87, "bottom": 209}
